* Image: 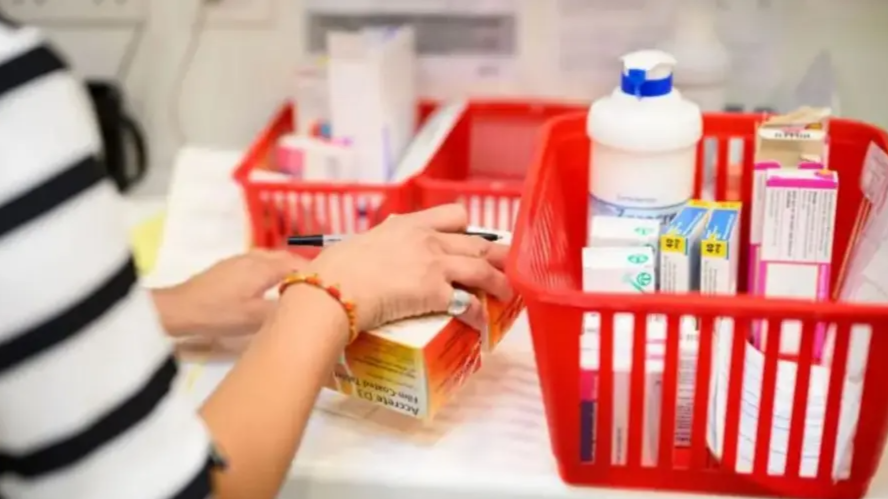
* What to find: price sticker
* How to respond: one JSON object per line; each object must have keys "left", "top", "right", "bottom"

{"left": 661, "top": 235, "right": 685, "bottom": 254}
{"left": 702, "top": 240, "right": 727, "bottom": 258}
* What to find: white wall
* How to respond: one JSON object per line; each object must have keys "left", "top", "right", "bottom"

{"left": 11, "top": 0, "right": 888, "bottom": 195}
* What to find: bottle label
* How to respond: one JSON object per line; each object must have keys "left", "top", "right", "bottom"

{"left": 590, "top": 195, "right": 686, "bottom": 225}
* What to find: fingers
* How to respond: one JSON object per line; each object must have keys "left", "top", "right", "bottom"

{"left": 435, "top": 233, "right": 508, "bottom": 269}
{"left": 439, "top": 255, "right": 513, "bottom": 302}
{"left": 253, "top": 249, "right": 308, "bottom": 272}
{"left": 450, "top": 289, "right": 486, "bottom": 331}
{"left": 399, "top": 204, "right": 469, "bottom": 233}
{"left": 250, "top": 249, "right": 307, "bottom": 285}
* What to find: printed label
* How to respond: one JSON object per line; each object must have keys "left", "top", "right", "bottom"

{"left": 702, "top": 240, "right": 727, "bottom": 258}
{"left": 590, "top": 195, "right": 685, "bottom": 225}
{"left": 661, "top": 235, "right": 685, "bottom": 254}
{"left": 861, "top": 142, "right": 888, "bottom": 207}
{"left": 627, "top": 252, "right": 650, "bottom": 265}
{"left": 622, "top": 271, "right": 654, "bottom": 292}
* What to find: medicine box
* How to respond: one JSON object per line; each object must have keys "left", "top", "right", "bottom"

{"left": 582, "top": 246, "right": 656, "bottom": 294}
{"left": 700, "top": 202, "right": 742, "bottom": 295}
{"left": 749, "top": 107, "right": 830, "bottom": 293}
{"left": 581, "top": 323, "right": 699, "bottom": 465}
{"left": 588, "top": 215, "right": 661, "bottom": 252}
{"left": 327, "top": 229, "right": 523, "bottom": 419}
{"left": 756, "top": 168, "right": 838, "bottom": 357}
{"left": 328, "top": 314, "right": 482, "bottom": 420}
{"left": 472, "top": 227, "right": 524, "bottom": 352}
{"left": 327, "top": 25, "right": 417, "bottom": 183}
{"left": 659, "top": 200, "right": 711, "bottom": 293}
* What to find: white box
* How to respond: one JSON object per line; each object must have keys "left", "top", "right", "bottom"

{"left": 588, "top": 215, "right": 661, "bottom": 251}
{"left": 582, "top": 246, "right": 656, "bottom": 294}
{"left": 700, "top": 202, "right": 742, "bottom": 295}
{"left": 581, "top": 324, "right": 699, "bottom": 465}
{"left": 659, "top": 200, "right": 711, "bottom": 293}
{"left": 749, "top": 107, "right": 830, "bottom": 295}
{"left": 755, "top": 168, "right": 838, "bottom": 357}
{"left": 328, "top": 26, "right": 416, "bottom": 183}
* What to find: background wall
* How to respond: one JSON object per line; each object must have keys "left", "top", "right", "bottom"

{"left": 3, "top": 0, "right": 887, "bottom": 195}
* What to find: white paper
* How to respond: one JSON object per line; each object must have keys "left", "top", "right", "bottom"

{"left": 707, "top": 323, "right": 861, "bottom": 478}
{"left": 304, "top": 0, "right": 519, "bottom": 96}
{"left": 824, "top": 143, "right": 888, "bottom": 378}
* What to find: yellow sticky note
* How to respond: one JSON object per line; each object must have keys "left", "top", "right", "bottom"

{"left": 130, "top": 211, "right": 166, "bottom": 275}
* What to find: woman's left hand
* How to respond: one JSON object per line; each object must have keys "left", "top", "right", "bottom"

{"left": 152, "top": 250, "right": 308, "bottom": 338}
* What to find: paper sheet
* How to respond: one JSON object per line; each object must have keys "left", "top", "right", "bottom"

{"left": 707, "top": 323, "right": 861, "bottom": 478}
{"left": 303, "top": 0, "right": 518, "bottom": 96}
{"left": 823, "top": 143, "right": 888, "bottom": 378}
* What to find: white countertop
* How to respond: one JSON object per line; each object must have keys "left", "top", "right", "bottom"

{"left": 134, "top": 147, "right": 888, "bottom": 499}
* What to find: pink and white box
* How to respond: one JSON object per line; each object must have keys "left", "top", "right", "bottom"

{"left": 755, "top": 167, "right": 838, "bottom": 359}
{"left": 748, "top": 160, "right": 825, "bottom": 299}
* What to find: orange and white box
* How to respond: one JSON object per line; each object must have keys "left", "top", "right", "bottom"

{"left": 327, "top": 228, "right": 523, "bottom": 419}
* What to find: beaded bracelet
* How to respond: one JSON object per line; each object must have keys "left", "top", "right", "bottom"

{"left": 278, "top": 273, "right": 359, "bottom": 344}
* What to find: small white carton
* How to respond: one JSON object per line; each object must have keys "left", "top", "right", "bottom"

{"left": 659, "top": 200, "right": 711, "bottom": 293}
{"left": 582, "top": 246, "right": 656, "bottom": 294}
{"left": 700, "top": 202, "right": 742, "bottom": 295}
{"left": 581, "top": 323, "right": 700, "bottom": 465}
{"left": 328, "top": 25, "right": 416, "bottom": 183}
{"left": 588, "top": 215, "right": 661, "bottom": 252}
{"left": 756, "top": 168, "right": 838, "bottom": 357}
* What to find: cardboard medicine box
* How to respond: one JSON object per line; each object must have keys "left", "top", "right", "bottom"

{"left": 326, "top": 228, "right": 523, "bottom": 419}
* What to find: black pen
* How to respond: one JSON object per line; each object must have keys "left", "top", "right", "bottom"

{"left": 288, "top": 231, "right": 501, "bottom": 247}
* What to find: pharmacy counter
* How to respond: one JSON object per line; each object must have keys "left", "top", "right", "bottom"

{"left": 135, "top": 146, "right": 888, "bottom": 499}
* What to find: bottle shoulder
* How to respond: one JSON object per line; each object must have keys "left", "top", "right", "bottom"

{"left": 588, "top": 92, "right": 703, "bottom": 151}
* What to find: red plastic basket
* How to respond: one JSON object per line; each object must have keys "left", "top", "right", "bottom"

{"left": 233, "top": 102, "right": 439, "bottom": 252}
{"left": 416, "top": 101, "right": 584, "bottom": 232}
{"left": 507, "top": 112, "right": 888, "bottom": 498}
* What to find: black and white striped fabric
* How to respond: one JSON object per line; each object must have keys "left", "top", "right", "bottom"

{"left": 0, "top": 22, "right": 214, "bottom": 499}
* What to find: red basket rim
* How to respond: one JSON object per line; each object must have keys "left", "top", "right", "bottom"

{"left": 505, "top": 113, "right": 888, "bottom": 324}
{"left": 415, "top": 175, "right": 523, "bottom": 193}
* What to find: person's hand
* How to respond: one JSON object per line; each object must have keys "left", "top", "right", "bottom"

{"left": 294, "top": 204, "right": 513, "bottom": 332}
{"left": 153, "top": 250, "right": 308, "bottom": 338}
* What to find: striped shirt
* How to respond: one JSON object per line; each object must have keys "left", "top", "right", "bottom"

{"left": 0, "top": 22, "right": 214, "bottom": 499}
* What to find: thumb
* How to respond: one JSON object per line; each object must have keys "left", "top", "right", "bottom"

{"left": 252, "top": 250, "right": 309, "bottom": 289}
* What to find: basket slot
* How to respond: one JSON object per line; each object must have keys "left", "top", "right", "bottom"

{"left": 657, "top": 314, "right": 682, "bottom": 469}
{"left": 853, "top": 321, "right": 888, "bottom": 482}
{"left": 691, "top": 315, "right": 716, "bottom": 469}
{"left": 715, "top": 137, "right": 732, "bottom": 201}
{"left": 722, "top": 317, "right": 750, "bottom": 472}
{"left": 627, "top": 312, "right": 648, "bottom": 468}
{"left": 595, "top": 310, "right": 615, "bottom": 467}
{"left": 819, "top": 321, "right": 851, "bottom": 479}
{"left": 753, "top": 318, "right": 784, "bottom": 474}
{"left": 694, "top": 139, "right": 706, "bottom": 199}
{"left": 784, "top": 320, "right": 818, "bottom": 478}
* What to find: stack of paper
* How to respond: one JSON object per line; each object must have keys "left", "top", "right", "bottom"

{"left": 707, "top": 323, "right": 861, "bottom": 478}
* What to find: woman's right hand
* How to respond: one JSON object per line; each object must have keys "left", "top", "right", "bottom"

{"left": 293, "top": 204, "right": 513, "bottom": 332}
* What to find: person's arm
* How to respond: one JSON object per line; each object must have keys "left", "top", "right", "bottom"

{"left": 0, "top": 23, "right": 216, "bottom": 499}
{"left": 0, "top": 22, "right": 354, "bottom": 499}
{"left": 200, "top": 286, "right": 349, "bottom": 499}
{"left": 0, "top": 21, "right": 511, "bottom": 499}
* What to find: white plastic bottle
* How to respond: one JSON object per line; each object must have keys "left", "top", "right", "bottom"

{"left": 587, "top": 50, "right": 703, "bottom": 222}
